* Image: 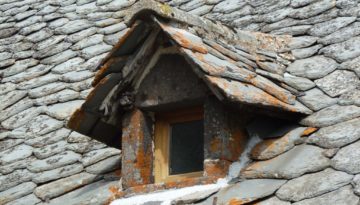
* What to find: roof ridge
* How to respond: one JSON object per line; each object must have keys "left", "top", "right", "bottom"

{"left": 123, "top": 0, "right": 293, "bottom": 53}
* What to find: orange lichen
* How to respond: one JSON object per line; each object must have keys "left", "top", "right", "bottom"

{"left": 204, "top": 160, "right": 230, "bottom": 178}
{"left": 229, "top": 198, "right": 253, "bottom": 205}
{"left": 302, "top": 127, "right": 318, "bottom": 136}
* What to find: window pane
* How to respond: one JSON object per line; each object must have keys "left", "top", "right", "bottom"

{"left": 169, "top": 120, "right": 204, "bottom": 175}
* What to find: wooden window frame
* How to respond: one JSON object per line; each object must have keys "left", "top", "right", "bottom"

{"left": 154, "top": 107, "right": 204, "bottom": 183}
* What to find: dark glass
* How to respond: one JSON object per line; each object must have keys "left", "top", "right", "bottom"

{"left": 169, "top": 120, "right": 204, "bottom": 175}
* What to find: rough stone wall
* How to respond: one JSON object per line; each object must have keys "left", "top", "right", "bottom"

{"left": 0, "top": 0, "right": 360, "bottom": 205}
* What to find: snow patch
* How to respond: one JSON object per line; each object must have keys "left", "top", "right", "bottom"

{"left": 110, "top": 179, "right": 228, "bottom": 205}
{"left": 227, "top": 134, "right": 261, "bottom": 180}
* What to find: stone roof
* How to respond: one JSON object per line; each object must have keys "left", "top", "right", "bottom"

{"left": 0, "top": 0, "right": 360, "bottom": 204}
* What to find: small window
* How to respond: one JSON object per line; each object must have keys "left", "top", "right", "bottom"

{"left": 154, "top": 107, "right": 204, "bottom": 183}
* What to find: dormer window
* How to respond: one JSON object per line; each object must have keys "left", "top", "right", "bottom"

{"left": 154, "top": 107, "right": 204, "bottom": 183}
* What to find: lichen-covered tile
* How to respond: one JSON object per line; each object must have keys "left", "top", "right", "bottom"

{"left": 332, "top": 140, "right": 360, "bottom": 174}
{"left": 6, "top": 193, "right": 41, "bottom": 205}
{"left": 276, "top": 168, "right": 353, "bottom": 202}
{"left": 28, "top": 82, "right": 67, "bottom": 98}
{"left": 0, "top": 169, "right": 34, "bottom": 192}
{"left": 55, "top": 19, "right": 94, "bottom": 34}
{"left": 14, "top": 115, "right": 63, "bottom": 136}
{"left": 32, "top": 163, "right": 83, "bottom": 184}
{"left": 315, "top": 70, "right": 360, "bottom": 97}
{"left": 242, "top": 144, "right": 330, "bottom": 179}
{"left": 34, "top": 172, "right": 98, "bottom": 200}
{"left": 0, "top": 182, "right": 37, "bottom": 204}
{"left": 81, "top": 147, "right": 121, "bottom": 166}
{"left": 286, "top": 56, "right": 338, "bottom": 80}
{"left": 79, "top": 43, "right": 112, "bottom": 59}
{"left": 298, "top": 88, "right": 337, "bottom": 111}
{"left": 46, "top": 100, "right": 84, "bottom": 120}
{"left": 0, "top": 144, "right": 33, "bottom": 165}
{"left": 34, "top": 89, "right": 80, "bottom": 106}
{"left": 28, "top": 151, "right": 81, "bottom": 172}
{"left": 308, "top": 17, "right": 356, "bottom": 37}
{"left": 40, "top": 49, "right": 77, "bottom": 65}
{"left": 0, "top": 90, "right": 27, "bottom": 111}
{"left": 33, "top": 141, "right": 68, "bottom": 159}
{"left": 301, "top": 105, "right": 360, "bottom": 127}
{"left": 25, "top": 128, "right": 70, "bottom": 148}
{"left": 202, "top": 179, "right": 286, "bottom": 205}
{"left": 320, "top": 36, "right": 360, "bottom": 62}
{"left": 85, "top": 155, "right": 121, "bottom": 174}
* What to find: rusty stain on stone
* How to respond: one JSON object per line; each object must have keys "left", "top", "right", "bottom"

{"left": 157, "top": 21, "right": 208, "bottom": 54}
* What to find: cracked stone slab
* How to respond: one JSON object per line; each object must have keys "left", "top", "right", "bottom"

{"left": 340, "top": 56, "right": 360, "bottom": 77}
{"left": 2, "top": 64, "right": 53, "bottom": 84}
{"left": 67, "top": 140, "right": 107, "bottom": 154}
{"left": 17, "top": 73, "right": 60, "bottom": 90}
{"left": 71, "top": 34, "right": 104, "bottom": 50}
{"left": 60, "top": 70, "right": 94, "bottom": 82}
{"left": 51, "top": 57, "right": 85, "bottom": 74}
{"left": 32, "top": 163, "right": 84, "bottom": 184}
{"left": 6, "top": 193, "right": 41, "bottom": 205}
{"left": 339, "top": 89, "right": 360, "bottom": 106}
{"left": 0, "top": 144, "right": 33, "bottom": 165}
{"left": 318, "top": 22, "right": 360, "bottom": 45}
{"left": 298, "top": 88, "right": 337, "bottom": 111}
{"left": 251, "top": 127, "right": 307, "bottom": 160}
{"left": 85, "top": 155, "right": 121, "bottom": 174}
{"left": 293, "top": 185, "right": 359, "bottom": 205}
{"left": 28, "top": 82, "right": 67, "bottom": 98}
{"left": 202, "top": 179, "right": 286, "bottom": 204}
{"left": 25, "top": 28, "right": 54, "bottom": 43}
{"left": 320, "top": 36, "right": 360, "bottom": 62}
{"left": 308, "top": 17, "right": 356, "bottom": 37}
{"left": 172, "top": 187, "right": 219, "bottom": 205}
{"left": 0, "top": 182, "right": 37, "bottom": 205}
{"left": 315, "top": 70, "right": 360, "bottom": 97}
{"left": 288, "top": 0, "right": 335, "bottom": 19}
{"left": 55, "top": 19, "right": 94, "bottom": 34}
{"left": 276, "top": 168, "right": 353, "bottom": 202}
{"left": 64, "top": 27, "right": 97, "bottom": 43}
{"left": 28, "top": 151, "right": 81, "bottom": 172}
{"left": 1, "top": 107, "right": 44, "bottom": 130}
{"left": 242, "top": 144, "right": 330, "bottom": 179}
{"left": 254, "top": 196, "right": 290, "bottom": 205}
{"left": 0, "top": 157, "right": 35, "bottom": 175}
{"left": 34, "top": 172, "right": 99, "bottom": 200}
{"left": 286, "top": 56, "right": 338, "bottom": 79}
{"left": 33, "top": 42, "right": 72, "bottom": 59}
{"left": 33, "top": 141, "right": 67, "bottom": 159}
{"left": 332, "top": 140, "right": 360, "bottom": 174}
{"left": 291, "top": 44, "right": 322, "bottom": 59}
{"left": 14, "top": 115, "right": 63, "bottom": 136}
{"left": 0, "top": 90, "right": 27, "bottom": 111}
{"left": 46, "top": 100, "right": 84, "bottom": 120}
{"left": 0, "top": 169, "right": 34, "bottom": 192}
{"left": 0, "top": 138, "right": 24, "bottom": 153}
{"left": 301, "top": 105, "right": 360, "bottom": 127}
{"left": 44, "top": 179, "right": 119, "bottom": 205}
{"left": 67, "top": 131, "right": 91, "bottom": 143}
{"left": 26, "top": 128, "right": 71, "bottom": 148}
{"left": 81, "top": 147, "right": 121, "bottom": 166}
{"left": 307, "top": 118, "right": 360, "bottom": 148}
{"left": 34, "top": 89, "right": 80, "bottom": 106}
{"left": 41, "top": 49, "right": 77, "bottom": 65}
{"left": 79, "top": 43, "right": 112, "bottom": 59}
{"left": 0, "top": 82, "right": 16, "bottom": 95}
